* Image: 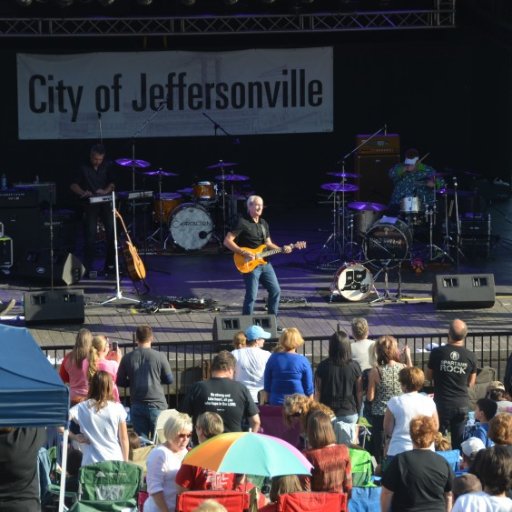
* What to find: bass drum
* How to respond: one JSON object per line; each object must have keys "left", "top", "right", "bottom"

{"left": 169, "top": 203, "right": 214, "bottom": 250}
{"left": 331, "top": 263, "right": 374, "bottom": 302}
{"left": 363, "top": 217, "right": 412, "bottom": 264}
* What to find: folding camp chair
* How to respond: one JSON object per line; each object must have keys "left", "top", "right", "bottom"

{"left": 348, "top": 447, "right": 374, "bottom": 488}
{"left": 176, "top": 490, "right": 250, "bottom": 512}
{"left": 275, "top": 492, "right": 347, "bottom": 512}
{"left": 258, "top": 405, "right": 302, "bottom": 449}
{"left": 66, "top": 460, "right": 143, "bottom": 512}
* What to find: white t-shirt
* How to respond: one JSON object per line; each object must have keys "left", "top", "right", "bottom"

{"left": 387, "top": 392, "right": 437, "bottom": 456}
{"left": 144, "top": 444, "right": 188, "bottom": 512}
{"left": 232, "top": 347, "right": 271, "bottom": 402}
{"left": 452, "top": 491, "right": 512, "bottom": 512}
{"left": 350, "top": 339, "right": 375, "bottom": 371}
{"left": 69, "top": 399, "right": 127, "bottom": 466}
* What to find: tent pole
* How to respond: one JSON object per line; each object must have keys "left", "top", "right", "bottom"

{"left": 58, "top": 428, "right": 69, "bottom": 512}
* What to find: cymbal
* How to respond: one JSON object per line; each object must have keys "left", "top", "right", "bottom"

{"left": 439, "top": 188, "right": 476, "bottom": 197}
{"left": 144, "top": 169, "right": 179, "bottom": 177}
{"left": 321, "top": 182, "right": 359, "bottom": 193}
{"left": 327, "top": 171, "right": 359, "bottom": 178}
{"left": 348, "top": 201, "right": 387, "bottom": 212}
{"left": 215, "top": 174, "right": 249, "bottom": 182}
{"left": 207, "top": 161, "right": 238, "bottom": 170}
{"left": 115, "top": 158, "right": 151, "bottom": 169}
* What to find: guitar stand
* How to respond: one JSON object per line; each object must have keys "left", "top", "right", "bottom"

{"left": 101, "top": 191, "right": 140, "bottom": 306}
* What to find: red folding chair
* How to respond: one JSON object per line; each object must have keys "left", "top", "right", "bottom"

{"left": 276, "top": 492, "right": 347, "bottom": 512}
{"left": 259, "top": 405, "right": 302, "bottom": 449}
{"left": 176, "top": 490, "right": 250, "bottom": 512}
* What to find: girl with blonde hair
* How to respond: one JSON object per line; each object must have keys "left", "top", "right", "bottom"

{"left": 87, "top": 335, "right": 121, "bottom": 402}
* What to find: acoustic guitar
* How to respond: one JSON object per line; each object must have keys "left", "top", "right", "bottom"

{"left": 233, "top": 241, "right": 307, "bottom": 274}
{"left": 115, "top": 209, "right": 147, "bottom": 281}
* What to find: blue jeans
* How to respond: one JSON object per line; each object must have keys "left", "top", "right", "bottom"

{"left": 243, "top": 263, "right": 281, "bottom": 316}
{"left": 130, "top": 403, "right": 162, "bottom": 439}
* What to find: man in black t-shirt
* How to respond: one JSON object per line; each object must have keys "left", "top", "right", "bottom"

{"left": 180, "top": 351, "right": 260, "bottom": 439}
{"left": 223, "top": 195, "right": 292, "bottom": 324}
{"left": 70, "top": 143, "right": 115, "bottom": 276}
{"left": 427, "top": 319, "right": 477, "bottom": 450}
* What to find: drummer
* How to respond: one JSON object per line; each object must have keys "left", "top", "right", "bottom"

{"left": 388, "top": 148, "right": 444, "bottom": 215}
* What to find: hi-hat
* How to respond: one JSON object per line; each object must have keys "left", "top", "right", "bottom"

{"left": 321, "top": 182, "right": 359, "bottom": 193}
{"left": 348, "top": 201, "right": 387, "bottom": 212}
{"left": 215, "top": 174, "right": 249, "bottom": 182}
{"left": 116, "top": 158, "right": 151, "bottom": 169}
{"left": 207, "top": 161, "right": 238, "bottom": 170}
{"left": 327, "top": 171, "right": 359, "bottom": 178}
{"left": 144, "top": 169, "right": 179, "bottom": 177}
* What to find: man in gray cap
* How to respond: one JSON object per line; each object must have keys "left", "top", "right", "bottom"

{"left": 232, "top": 325, "right": 272, "bottom": 404}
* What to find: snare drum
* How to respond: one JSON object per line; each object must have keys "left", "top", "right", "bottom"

{"left": 193, "top": 181, "right": 216, "bottom": 201}
{"left": 153, "top": 192, "right": 182, "bottom": 223}
{"left": 400, "top": 196, "right": 422, "bottom": 213}
{"left": 331, "top": 263, "right": 374, "bottom": 302}
{"left": 169, "top": 203, "right": 214, "bottom": 250}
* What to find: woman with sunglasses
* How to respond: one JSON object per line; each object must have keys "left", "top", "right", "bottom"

{"left": 145, "top": 411, "right": 193, "bottom": 512}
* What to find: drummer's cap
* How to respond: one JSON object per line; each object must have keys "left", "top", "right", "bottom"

{"left": 404, "top": 148, "right": 419, "bottom": 165}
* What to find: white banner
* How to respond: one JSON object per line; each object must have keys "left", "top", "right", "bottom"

{"left": 17, "top": 48, "right": 333, "bottom": 140}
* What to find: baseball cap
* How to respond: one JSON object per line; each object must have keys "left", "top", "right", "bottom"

{"left": 460, "top": 437, "right": 485, "bottom": 457}
{"left": 245, "top": 325, "right": 272, "bottom": 341}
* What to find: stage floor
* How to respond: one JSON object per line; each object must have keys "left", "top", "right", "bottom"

{"left": 3, "top": 197, "right": 512, "bottom": 348}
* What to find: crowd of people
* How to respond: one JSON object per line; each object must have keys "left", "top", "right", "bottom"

{"left": 2, "top": 318, "right": 512, "bottom": 512}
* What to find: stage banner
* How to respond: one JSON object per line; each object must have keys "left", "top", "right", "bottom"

{"left": 17, "top": 47, "right": 333, "bottom": 140}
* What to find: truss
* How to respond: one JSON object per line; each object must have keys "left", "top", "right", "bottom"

{"left": 0, "top": 2, "right": 456, "bottom": 37}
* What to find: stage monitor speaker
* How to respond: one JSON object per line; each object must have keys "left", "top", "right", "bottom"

{"left": 212, "top": 314, "right": 278, "bottom": 342}
{"left": 17, "top": 250, "right": 85, "bottom": 285}
{"left": 432, "top": 273, "right": 495, "bottom": 309}
{"left": 24, "top": 290, "right": 85, "bottom": 325}
{"left": 355, "top": 154, "right": 400, "bottom": 204}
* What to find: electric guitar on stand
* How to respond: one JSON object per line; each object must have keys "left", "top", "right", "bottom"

{"left": 115, "top": 209, "right": 146, "bottom": 281}
{"left": 234, "top": 241, "right": 307, "bottom": 273}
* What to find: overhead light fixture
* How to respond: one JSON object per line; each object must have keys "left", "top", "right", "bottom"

{"left": 223, "top": 0, "right": 239, "bottom": 5}
{"left": 16, "top": 0, "right": 33, "bottom": 5}
{"left": 180, "top": 0, "right": 196, "bottom": 5}
{"left": 98, "top": 0, "right": 116, "bottom": 6}
{"left": 56, "top": 0, "right": 74, "bottom": 6}
{"left": 136, "top": 0, "right": 153, "bottom": 4}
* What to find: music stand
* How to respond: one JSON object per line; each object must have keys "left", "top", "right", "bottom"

{"left": 101, "top": 191, "right": 140, "bottom": 306}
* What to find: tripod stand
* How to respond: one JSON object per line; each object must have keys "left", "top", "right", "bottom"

{"left": 101, "top": 192, "right": 140, "bottom": 306}
{"left": 426, "top": 180, "right": 454, "bottom": 263}
{"left": 370, "top": 260, "right": 408, "bottom": 305}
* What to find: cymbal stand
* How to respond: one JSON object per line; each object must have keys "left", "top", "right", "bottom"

{"left": 101, "top": 192, "right": 140, "bottom": 306}
{"left": 369, "top": 260, "right": 408, "bottom": 305}
{"left": 319, "top": 188, "right": 342, "bottom": 268}
{"left": 146, "top": 173, "right": 166, "bottom": 247}
{"left": 452, "top": 176, "right": 466, "bottom": 266}
{"left": 426, "top": 178, "right": 454, "bottom": 263}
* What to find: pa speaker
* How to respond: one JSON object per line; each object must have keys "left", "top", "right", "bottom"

{"left": 17, "top": 251, "right": 85, "bottom": 285}
{"left": 24, "top": 290, "right": 85, "bottom": 325}
{"left": 212, "top": 314, "right": 278, "bottom": 342}
{"left": 432, "top": 274, "right": 495, "bottom": 309}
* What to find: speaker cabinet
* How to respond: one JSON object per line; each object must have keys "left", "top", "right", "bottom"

{"left": 355, "top": 154, "right": 400, "bottom": 204}
{"left": 432, "top": 274, "right": 495, "bottom": 309}
{"left": 24, "top": 290, "right": 85, "bottom": 325}
{"left": 212, "top": 314, "right": 278, "bottom": 342}
{"left": 17, "top": 250, "right": 85, "bottom": 285}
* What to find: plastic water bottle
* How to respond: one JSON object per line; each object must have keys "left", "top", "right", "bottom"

{"left": 1, "top": 174, "right": 7, "bottom": 191}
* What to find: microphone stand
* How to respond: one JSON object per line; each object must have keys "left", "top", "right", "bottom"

{"left": 101, "top": 192, "right": 140, "bottom": 306}
{"left": 452, "top": 176, "right": 466, "bottom": 266}
{"left": 202, "top": 113, "right": 240, "bottom": 239}
{"left": 97, "top": 112, "right": 103, "bottom": 144}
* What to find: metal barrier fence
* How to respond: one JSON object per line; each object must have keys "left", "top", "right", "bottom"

{"left": 42, "top": 331, "right": 512, "bottom": 408}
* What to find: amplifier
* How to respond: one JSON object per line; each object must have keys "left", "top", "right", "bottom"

{"left": 355, "top": 134, "right": 400, "bottom": 155}
{"left": 0, "top": 188, "right": 39, "bottom": 208}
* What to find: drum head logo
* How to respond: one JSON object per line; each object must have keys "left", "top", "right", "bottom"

{"left": 450, "top": 351, "right": 460, "bottom": 361}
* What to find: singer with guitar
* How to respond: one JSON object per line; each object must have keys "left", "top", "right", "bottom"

{"left": 224, "top": 195, "right": 305, "bottom": 330}
{"left": 70, "top": 143, "right": 116, "bottom": 277}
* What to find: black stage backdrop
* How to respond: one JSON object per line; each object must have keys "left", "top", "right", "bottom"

{"left": 0, "top": 25, "right": 510, "bottom": 210}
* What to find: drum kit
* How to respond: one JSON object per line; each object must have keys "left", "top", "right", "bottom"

{"left": 323, "top": 168, "right": 479, "bottom": 303}
{"left": 115, "top": 157, "right": 251, "bottom": 252}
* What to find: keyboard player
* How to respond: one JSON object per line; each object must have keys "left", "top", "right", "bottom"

{"left": 70, "top": 143, "right": 115, "bottom": 277}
